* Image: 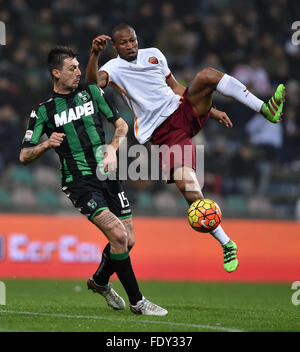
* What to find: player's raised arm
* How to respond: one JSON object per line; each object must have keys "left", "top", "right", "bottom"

{"left": 20, "top": 132, "right": 65, "bottom": 165}
{"left": 86, "top": 35, "right": 111, "bottom": 87}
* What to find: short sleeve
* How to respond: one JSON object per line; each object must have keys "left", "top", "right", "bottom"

{"left": 154, "top": 48, "right": 171, "bottom": 77}
{"left": 22, "top": 105, "right": 47, "bottom": 148}
{"left": 100, "top": 60, "right": 116, "bottom": 85}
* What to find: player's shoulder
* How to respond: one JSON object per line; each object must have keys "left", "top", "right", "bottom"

{"left": 37, "top": 96, "right": 54, "bottom": 107}
{"left": 140, "top": 47, "right": 164, "bottom": 56}
{"left": 78, "top": 82, "right": 94, "bottom": 91}
{"left": 30, "top": 95, "right": 54, "bottom": 116}
{"left": 80, "top": 83, "right": 105, "bottom": 100}
{"left": 139, "top": 48, "right": 167, "bottom": 64}
{"left": 77, "top": 83, "right": 104, "bottom": 95}
{"left": 100, "top": 57, "right": 118, "bottom": 69}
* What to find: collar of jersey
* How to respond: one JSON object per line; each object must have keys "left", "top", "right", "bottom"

{"left": 52, "top": 88, "right": 77, "bottom": 98}
{"left": 117, "top": 55, "right": 138, "bottom": 65}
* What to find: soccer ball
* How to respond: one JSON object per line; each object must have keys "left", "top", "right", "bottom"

{"left": 187, "top": 198, "right": 222, "bottom": 233}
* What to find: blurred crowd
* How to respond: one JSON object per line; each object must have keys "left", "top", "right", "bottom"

{"left": 0, "top": 0, "right": 300, "bottom": 219}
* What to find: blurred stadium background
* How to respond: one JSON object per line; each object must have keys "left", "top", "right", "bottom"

{"left": 1, "top": 0, "right": 300, "bottom": 219}
{"left": 0, "top": 0, "right": 300, "bottom": 283}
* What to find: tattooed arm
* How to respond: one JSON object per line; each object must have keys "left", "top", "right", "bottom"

{"left": 110, "top": 117, "right": 128, "bottom": 151}
{"left": 102, "top": 118, "right": 128, "bottom": 172}
{"left": 20, "top": 132, "right": 65, "bottom": 165}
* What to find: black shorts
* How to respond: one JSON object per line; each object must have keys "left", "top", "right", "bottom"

{"left": 62, "top": 176, "right": 132, "bottom": 222}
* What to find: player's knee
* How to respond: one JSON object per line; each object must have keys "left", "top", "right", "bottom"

{"left": 126, "top": 227, "right": 135, "bottom": 250}
{"left": 127, "top": 237, "right": 135, "bottom": 251}
{"left": 197, "top": 67, "right": 223, "bottom": 87}
{"left": 110, "top": 228, "right": 128, "bottom": 250}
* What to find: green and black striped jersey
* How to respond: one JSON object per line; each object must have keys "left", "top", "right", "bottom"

{"left": 22, "top": 83, "right": 120, "bottom": 184}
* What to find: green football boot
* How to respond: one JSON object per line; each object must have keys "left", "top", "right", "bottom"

{"left": 261, "top": 84, "right": 286, "bottom": 123}
{"left": 222, "top": 240, "right": 239, "bottom": 273}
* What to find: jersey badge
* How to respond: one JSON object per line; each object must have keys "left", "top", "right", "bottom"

{"left": 24, "top": 130, "right": 33, "bottom": 142}
{"left": 77, "top": 91, "right": 90, "bottom": 103}
{"left": 87, "top": 199, "right": 97, "bottom": 210}
{"left": 148, "top": 56, "right": 158, "bottom": 64}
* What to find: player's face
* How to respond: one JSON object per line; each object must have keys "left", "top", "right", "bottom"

{"left": 55, "top": 57, "right": 81, "bottom": 91}
{"left": 112, "top": 28, "right": 138, "bottom": 61}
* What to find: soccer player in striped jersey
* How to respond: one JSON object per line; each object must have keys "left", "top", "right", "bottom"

{"left": 86, "top": 24, "right": 286, "bottom": 274}
{"left": 19, "top": 46, "right": 168, "bottom": 316}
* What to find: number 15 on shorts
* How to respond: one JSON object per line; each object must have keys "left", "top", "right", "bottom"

{"left": 118, "top": 192, "right": 129, "bottom": 208}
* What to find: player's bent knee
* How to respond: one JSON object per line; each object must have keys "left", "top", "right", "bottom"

{"left": 93, "top": 209, "right": 128, "bottom": 250}
{"left": 109, "top": 228, "right": 128, "bottom": 251}
{"left": 127, "top": 237, "right": 135, "bottom": 251}
{"left": 197, "top": 67, "right": 223, "bottom": 87}
{"left": 110, "top": 238, "right": 128, "bottom": 253}
{"left": 120, "top": 217, "right": 135, "bottom": 250}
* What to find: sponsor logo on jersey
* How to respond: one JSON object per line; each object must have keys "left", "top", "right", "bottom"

{"left": 54, "top": 101, "right": 94, "bottom": 127}
{"left": 98, "top": 87, "right": 104, "bottom": 95}
{"left": 148, "top": 56, "right": 158, "bottom": 64}
{"left": 24, "top": 129, "right": 33, "bottom": 142}
{"left": 30, "top": 110, "right": 37, "bottom": 118}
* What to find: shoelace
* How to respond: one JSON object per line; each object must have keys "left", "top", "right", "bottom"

{"left": 102, "top": 285, "right": 124, "bottom": 304}
{"left": 141, "top": 299, "right": 161, "bottom": 311}
{"left": 109, "top": 289, "right": 121, "bottom": 299}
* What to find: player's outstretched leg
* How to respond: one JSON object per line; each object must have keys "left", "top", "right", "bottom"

{"left": 174, "top": 166, "right": 239, "bottom": 273}
{"left": 187, "top": 68, "right": 286, "bottom": 122}
{"left": 215, "top": 73, "right": 286, "bottom": 120}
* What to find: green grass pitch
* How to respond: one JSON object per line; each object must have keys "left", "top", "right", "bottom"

{"left": 0, "top": 279, "right": 299, "bottom": 332}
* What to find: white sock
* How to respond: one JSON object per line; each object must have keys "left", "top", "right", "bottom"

{"left": 216, "top": 74, "right": 264, "bottom": 113}
{"left": 210, "top": 225, "right": 230, "bottom": 246}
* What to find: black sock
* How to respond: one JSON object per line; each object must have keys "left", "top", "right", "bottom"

{"left": 93, "top": 243, "right": 134, "bottom": 286}
{"left": 93, "top": 243, "right": 115, "bottom": 286}
{"left": 110, "top": 251, "right": 143, "bottom": 305}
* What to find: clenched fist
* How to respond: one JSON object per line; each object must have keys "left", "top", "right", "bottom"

{"left": 46, "top": 132, "right": 66, "bottom": 148}
{"left": 91, "top": 35, "right": 112, "bottom": 55}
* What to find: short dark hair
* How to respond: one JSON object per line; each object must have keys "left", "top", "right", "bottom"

{"left": 111, "top": 23, "right": 135, "bottom": 42}
{"left": 47, "top": 46, "right": 77, "bottom": 77}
